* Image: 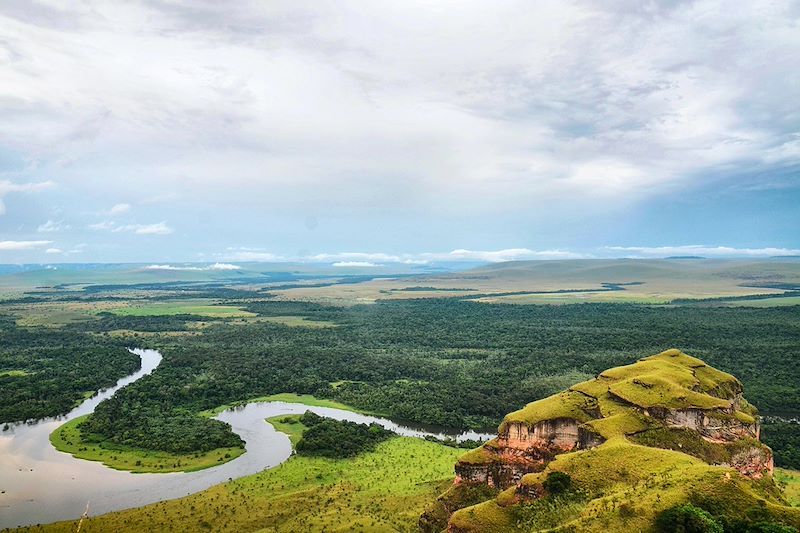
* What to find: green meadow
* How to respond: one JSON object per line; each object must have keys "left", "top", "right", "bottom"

{"left": 32, "top": 430, "right": 462, "bottom": 532}
{"left": 108, "top": 304, "right": 256, "bottom": 317}
{"left": 776, "top": 468, "right": 800, "bottom": 507}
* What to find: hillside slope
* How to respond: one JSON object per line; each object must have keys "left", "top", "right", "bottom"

{"left": 423, "top": 349, "right": 800, "bottom": 532}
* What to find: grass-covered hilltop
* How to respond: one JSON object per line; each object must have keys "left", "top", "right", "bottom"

{"left": 423, "top": 349, "right": 800, "bottom": 533}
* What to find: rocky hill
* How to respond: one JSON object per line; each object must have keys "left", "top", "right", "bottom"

{"left": 421, "top": 349, "right": 800, "bottom": 532}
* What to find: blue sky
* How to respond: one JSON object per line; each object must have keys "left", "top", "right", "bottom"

{"left": 0, "top": 0, "right": 798, "bottom": 265}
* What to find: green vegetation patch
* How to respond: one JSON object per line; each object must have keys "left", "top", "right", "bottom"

{"left": 32, "top": 437, "right": 462, "bottom": 533}
{"left": 500, "top": 390, "right": 599, "bottom": 431}
{"left": 256, "top": 315, "right": 337, "bottom": 327}
{"left": 295, "top": 411, "right": 394, "bottom": 458}
{"left": 609, "top": 374, "right": 732, "bottom": 410}
{"left": 109, "top": 304, "right": 255, "bottom": 317}
{"left": 776, "top": 468, "right": 800, "bottom": 507}
{"left": 457, "top": 437, "right": 800, "bottom": 533}
{"left": 630, "top": 426, "right": 768, "bottom": 466}
{"left": 0, "top": 369, "right": 29, "bottom": 377}
{"left": 49, "top": 415, "right": 244, "bottom": 473}
{"left": 266, "top": 414, "right": 308, "bottom": 446}
{"left": 602, "top": 350, "right": 738, "bottom": 410}
{"left": 199, "top": 393, "right": 367, "bottom": 418}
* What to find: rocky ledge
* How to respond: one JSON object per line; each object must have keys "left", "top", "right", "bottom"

{"left": 421, "top": 349, "right": 787, "bottom": 533}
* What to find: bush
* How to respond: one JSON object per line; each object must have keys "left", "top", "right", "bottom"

{"left": 543, "top": 471, "right": 572, "bottom": 495}
{"left": 656, "top": 504, "right": 723, "bottom": 533}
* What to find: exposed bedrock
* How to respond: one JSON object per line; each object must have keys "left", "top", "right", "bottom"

{"left": 642, "top": 405, "right": 759, "bottom": 441}
{"left": 454, "top": 418, "right": 604, "bottom": 489}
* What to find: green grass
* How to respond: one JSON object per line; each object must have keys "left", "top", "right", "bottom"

{"left": 500, "top": 390, "right": 598, "bottom": 431}
{"left": 49, "top": 415, "right": 244, "bottom": 473}
{"left": 726, "top": 296, "right": 800, "bottom": 307}
{"left": 108, "top": 304, "right": 256, "bottom": 317}
{"left": 31, "top": 437, "right": 463, "bottom": 533}
{"left": 453, "top": 437, "right": 800, "bottom": 533}
{"left": 198, "top": 393, "right": 374, "bottom": 418}
{"left": 776, "top": 468, "right": 800, "bottom": 506}
{"left": 445, "top": 350, "right": 798, "bottom": 532}
{"left": 0, "top": 369, "right": 29, "bottom": 377}
{"left": 256, "top": 315, "right": 337, "bottom": 327}
{"left": 266, "top": 414, "right": 308, "bottom": 446}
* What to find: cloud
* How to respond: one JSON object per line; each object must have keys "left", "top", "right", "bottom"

{"left": 0, "top": 2, "right": 798, "bottom": 259}
{"left": 0, "top": 180, "right": 55, "bottom": 215}
{"left": 223, "top": 250, "right": 284, "bottom": 262}
{"left": 89, "top": 221, "right": 173, "bottom": 235}
{"left": 332, "top": 261, "right": 381, "bottom": 267}
{"left": 436, "top": 248, "right": 585, "bottom": 262}
{"left": 106, "top": 203, "right": 131, "bottom": 215}
{"left": 115, "top": 222, "right": 172, "bottom": 235}
{"left": 0, "top": 180, "right": 55, "bottom": 195}
{"left": 45, "top": 247, "right": 62, "bottom": 254}
{"left": 88, "top": 221, "right": 116, "bottom": 230}
{"left": 603, "top": 245, "right": 800, "bottom": 258}
{"left": 37, "top": 219, "right": 69, "bottom": 232}
{"left": 143, "top": 262, "right": 241, "bottom": 271}
{"left": 307, "top": 252, "right": 403, "bottom": 263}
{"left": 2, "top": 1, "right": 798, "bottom": 213}
{"left": 0, "top": 240, "right": 52, "bottom": 250}
{"left": 221, "top": 247, "right": 588, "bottom": 264}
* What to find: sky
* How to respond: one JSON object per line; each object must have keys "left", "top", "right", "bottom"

{"left": 0, "top": 0, "right": 799, "bottom": 265}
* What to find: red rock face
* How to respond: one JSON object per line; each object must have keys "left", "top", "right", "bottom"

{"left": 454, "top": 418, "right": 604, "bottom": 489}
{"left": 729, "top": 446, "right": 774, "bottom": 479}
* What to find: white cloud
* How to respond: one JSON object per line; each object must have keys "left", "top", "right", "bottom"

{"left": 0, "top": 180, "right": 55, "bottom": 196}
{"left": 116, "top": 222, "right": 172, "bottom": 235}
{"left": 45, "top": 247, "right": 63, "bottom": 254}
{"left": 0, "top": 180, "right": 55, "bottom": 215}
{"left": 208, "top": 262, "right": 240, "bottom": 270}
{"left": 308, "top": 252, "right": 403, "bottom": 263}
{"left": 143, "top": 262, "right": 241, "bottom": 271}
{"left": 106, "top": 203, "right": 131, "bottom": 215}
{"left": 434, "top": 248, "right": 585, "bottom": 262}
{"left": 37, "top": 219, "right": 69, "bottom": 232}
{"left": 1, "top": 1, "right": 797, "bottom": 216}
{"left": 332, "top": 261, "right": 381, "bottom": 267}
{"left": 604, "top": 245, "right": 800, "bottom": 258}
{"left": 223, "top": 250, "right": 284, "bottom": 262}
{"left": 88, "top": 220, "right": 116, "bottom": 230}
{"left": 221, "top": 247, "right": 588, "bottom": 264}
{"left": 0, "top": 240, "right": 52, "bottom": 250}
{"left": 89, "top": 221, "right": 173, "bottom": 235}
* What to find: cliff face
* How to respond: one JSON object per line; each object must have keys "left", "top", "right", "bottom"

{"left": 455, "top": 418, "right": 605, "bottom": 488}
{"left": 422, "top": 349, "right": 790, "bottom": 533}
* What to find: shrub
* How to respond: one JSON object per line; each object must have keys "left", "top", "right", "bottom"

{"left": 656, "top": 504, "right": 723, "bottom": 533}
{"left": 543, "top": 471, "right": 572, "bottom": 495}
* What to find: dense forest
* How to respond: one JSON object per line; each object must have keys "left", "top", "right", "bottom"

{"left": 2, "top": 297, "right": 799, "bottom": 468}
{"left": 295, "top": 411, "right": 394, "bottom": 458}
{"left": 0, "top": 317, "right": 139, "bottom": 423}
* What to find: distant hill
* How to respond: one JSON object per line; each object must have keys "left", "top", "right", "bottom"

{"left": 423, "top": 349, "right": 800, "bottom": 532}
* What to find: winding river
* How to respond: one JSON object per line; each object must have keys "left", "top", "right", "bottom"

{"left": 0, "top": 349, "right": 490, "bottom": 529}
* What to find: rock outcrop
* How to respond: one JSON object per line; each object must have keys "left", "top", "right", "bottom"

{"left": 422, "top": 349, "right": 787, "bottom": 533}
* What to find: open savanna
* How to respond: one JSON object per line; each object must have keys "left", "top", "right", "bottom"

{"left": 269, "top": 259, "right": 800, "bottom": 305}
{"left": 26, "top": 435, "right": 462, "bottom": 533}
{"left": 106, "top": 301, "right": 256, "bottom": 318}
{"left": 777, "top": 468, "right": 800, "bottom": 507}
